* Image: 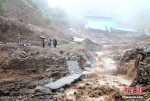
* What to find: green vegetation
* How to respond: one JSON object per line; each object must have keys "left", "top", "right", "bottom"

{"left": 26, "top": 0, "right": 38, "bottom": 9}
{"left": 136, "top": 12, "right": 150, "bottom": 33}
{"left": 0, "top": 0, "right": 8, "bottom": 17}
{"left": 25, "top": 0, "right": 70, "bottom": 27}
{"left": 52, "top": 6, "right": 70, "bottom": 27}
{"left": 0, "top": 20, "right": 11, "bottom": 32}
{"left": 44, "top": 15, "right": 51, "bottom": 23}
{"left": 13, "top": 5, "right": 20, "bottom": 12}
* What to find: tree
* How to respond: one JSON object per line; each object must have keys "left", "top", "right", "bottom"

{"left": 0, "top": 0, "right": 8, "bottom": 17}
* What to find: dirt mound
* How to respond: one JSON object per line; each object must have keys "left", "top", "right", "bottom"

{"left": 83, "top": 38, "right": 103, "bottom": 51}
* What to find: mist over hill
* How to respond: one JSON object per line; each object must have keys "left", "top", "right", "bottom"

{"left": 62, "top": 0, "right": 150, "bottom": 32}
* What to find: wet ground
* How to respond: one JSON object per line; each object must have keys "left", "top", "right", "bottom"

{"left": 1, "top": 33, "right": 150, "bottom": 101}
{"left": 54, "top": 44, "right": 135, "bottom": 101}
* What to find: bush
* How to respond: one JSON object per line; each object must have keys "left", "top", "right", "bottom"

{"left": 0, "top": 20, "right": 11, "bottom": 32}
{"left": 60, "top": 17, "right": 70, "bottom": 27}
{"left": 44, "top": 15, "right": 51, "bottom": 23}
{"left": 37, "top": 8, "right": 44, "bottom": 15}
{"left": 26, "top": 0, "right": 39, "bottom": 9}
{"left": 0, "top": 4, "right": 8, "bottom": 17}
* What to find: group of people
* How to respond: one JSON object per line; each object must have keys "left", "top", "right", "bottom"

{"left": 42, "top": 38, "right": 57, "bottom": 48}
{"left": 17, "top": 33, "right": 57, "bottom": 48}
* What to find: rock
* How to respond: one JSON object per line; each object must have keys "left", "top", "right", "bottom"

{"left": 0, "top": 90, "right": 3, "bottom": 96}
{"left": 4, "top": 90, "right": 10, "bottom": 96}
{"left": 84, "top": 62, "right": 91, "bottom": 67}
{"left": 58, "top": 57, "right": 65, "bottom": 63}
{"left": 59, "top": 51, "right": 64, "bottom": 54}
{"left": 55, "top": 64, "right": 60, "bottom": 67}
{"left": 84, "top": 67, "right": 90, "bottom": 71}
{"left": 69, "top": 53, "right": 74, "bottom": 56}
{"left": 52, "top": 71, "right": 59, "bottom": 75}
{"left": 89, "top": 94, "right": 94, "bottom": 98}
{"left": 58, "top": 88, "right": 64, "bottom": 93}
{"left": 11, "top": 54, "right": 15, "bottom": 58}
{"left": 53, "top": 98, "right": 57, "bottom": 101}
{"left": 31, "top": 94, "right": 34, "bottom": 98}
{"left": 113, "top": 55, "right": 121, "bottom": 61}
{"left": 65, "top": 56, "right": 69, "bottom": 60}
{"left": 48, "top": 78, "right": 54, "bottom": 83}
{"left": 78, "top": 55, "right": 86, "bottom": 68}
{"left": 91, "top": 58, "right": 96, "bottom": 64}
{"left": 17, "top": 84, "right": 22, "bottom": 89}
{"left": 35, "top": 86, "right": 52, "bottom": 95}
{"left": 94, "top": 90, "right": 102, "bottom": 96}
{"left": 10, "top": 87, "right": 18, "bottom": 91}
{"left": 34, "top": 92, "right": 45, "bottom": 96}
{"left": 13, "top": 92, "right": 20, "bottom": 96}
{"left": 22, "top": 51, "right": 26, "bottom": 55}
{"left": 83, "top": 38, "right": 103, "bottom": 51}
{"left": 46, "top": 68, "right": 51, "bottom": 72}
{"left": 39, "top": 96, "right": 45, "bottom": 99}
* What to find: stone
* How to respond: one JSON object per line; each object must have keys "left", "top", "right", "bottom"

{"left": 94, "top": 90, "right": 102, "bottom": 96}
{"left": 55, "top": 64, "right": 60, "bottom": 67}
{"left": 84, "top": 62, "right": 91, "bottom": 67}
{"left": 69, "top": 53, "right": 74, "bottom": 56}
{"left": 46, "top": 68, "right": 51, "bottom": 72}
{"left": 13, "top": 92, "right": 20, "bottom": 96}
{"left": 39, "top": 96, "right": 45, "bottom": 99}
{"left": 59, "top": 51, "right": 64, "bottom": 54}
{"left": 31, "top": 94, "right": 34, "bottom": 98}
{"left": 0, "top": 90, "right": 3, "bottom": 96}
{"left": 84, "top": 67, "right": 90, "bottom": 71}
{"left": 22, "top": 51, "right": 26, "bottom": 55}
{"left": 48, "top": 78, "right": 54, "bottom": 83}
{"left": 4, "top": 90, "right": 10, "bottom": 96}
{"left": 58, "top": 88, "right": 64, "bottom": 93}
{"left": 35, "top": 86, "right": 52, "bottom": 95}
{"left": 52, "top": 71, "right": 59, "bottom": 75}
{"left": 58, "top": 57, "right": 65, "bottom": 63}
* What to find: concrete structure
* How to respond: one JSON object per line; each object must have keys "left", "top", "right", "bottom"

{"left": 85, "top": 16, "right": 116, "bottom": 32}
{"left": 44, "top": 74, "right": 82, "bottom": 90}
{"left": 85, "top": 16, "right": 137, "bottom": 33}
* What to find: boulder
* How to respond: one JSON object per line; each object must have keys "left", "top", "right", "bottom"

{"left": 35, "top": 86, "right": 52, "bottom": 95}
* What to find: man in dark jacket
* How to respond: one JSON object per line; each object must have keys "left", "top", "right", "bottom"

{"left": 53, "top": 38, "right": 57, "bottom": 48}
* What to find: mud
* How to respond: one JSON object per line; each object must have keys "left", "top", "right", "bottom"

{"left": 1, "top": 28, "right": 150, "bottom": 101}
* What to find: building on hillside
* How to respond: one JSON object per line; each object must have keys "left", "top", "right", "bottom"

{"left": 114, "top": 27, "right": 137, "bottom": 34}
{"left": 85, "top": 16, "right": 137, "bottom": 33}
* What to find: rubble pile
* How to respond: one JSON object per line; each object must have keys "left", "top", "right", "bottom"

{"left": 83, "top": 38, "right": 103, "bottom": 52}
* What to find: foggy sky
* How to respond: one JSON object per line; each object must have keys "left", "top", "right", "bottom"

{"left": 47, "top": 0, "right": 150, "bottom": 30}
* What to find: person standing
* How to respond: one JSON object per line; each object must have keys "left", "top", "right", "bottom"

{"left": 18, "top": 33, "right": 23, "bottom": 45}
{"left": 42, "top": 38, "right": 45, "bottom": 48}
{"left": 53, "top": 38, "right": 57, "bottom": 48}
{"left": 47, "top": 38, "right": 51, "bottom": 46}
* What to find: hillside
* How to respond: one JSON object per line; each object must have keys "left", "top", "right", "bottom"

{"left": 5, "top": 0, "right": 49, "bottom": 28}
{"left": 0, "top": 0, "right": 73, "bottom": 45}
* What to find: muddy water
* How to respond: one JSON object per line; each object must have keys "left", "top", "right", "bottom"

{"left": 56, "top": 45, "right": 135, "bottom": 101}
